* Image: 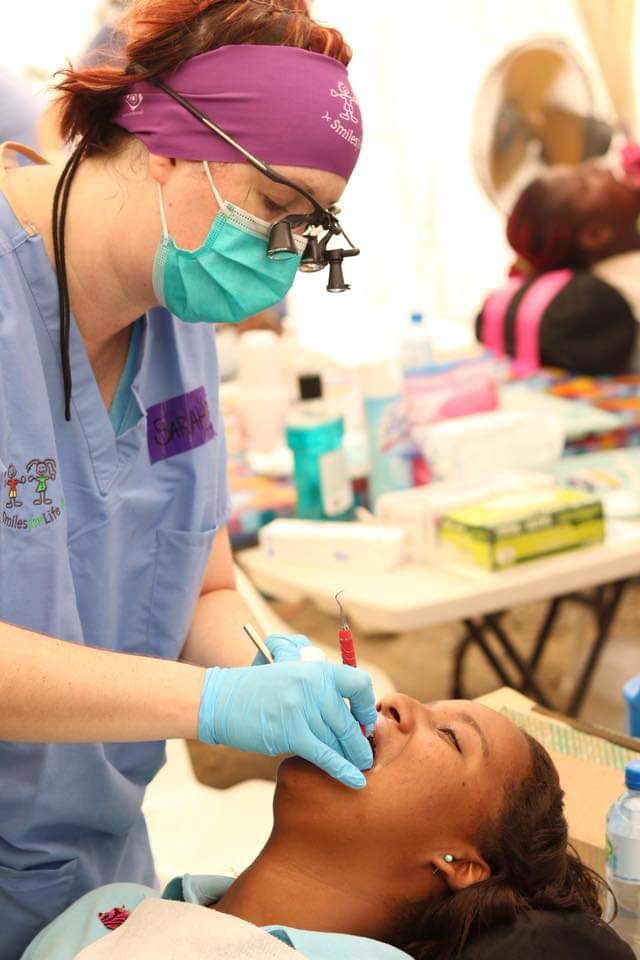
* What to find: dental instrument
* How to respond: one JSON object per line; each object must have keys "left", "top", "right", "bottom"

{"left": 244, "top": 625, "right": 328, "bottom": 664}
{"left": 335, "top": 591, "right": 368, "bottom": 741}
{"left": 244, "top": 624, "right": 274, "bottom": 664}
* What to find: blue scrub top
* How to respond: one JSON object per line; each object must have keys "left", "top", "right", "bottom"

{"left": 0, "top": 176, "right": 231, "bottom": 960}
{"left": 22, "top": 874, "right": 412, "bottom": 960}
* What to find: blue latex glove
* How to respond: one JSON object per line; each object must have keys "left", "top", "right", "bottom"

{"left": 251, "top": 633, "right": 311, "bottom": 666}
{"left": 198, "top": 661, "right": 377, "bottom": 789}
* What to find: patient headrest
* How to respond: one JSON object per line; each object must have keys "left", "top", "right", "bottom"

{"left": 459, "top": 909, "right": 633, "bottom": 960}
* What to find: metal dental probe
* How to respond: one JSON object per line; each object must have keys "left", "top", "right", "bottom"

{"left": 243, "top": 623, "right": 274, "bottom": 664}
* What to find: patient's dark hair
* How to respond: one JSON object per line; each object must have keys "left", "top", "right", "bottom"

{"left": 400, "top": 734, "right": 605, "bottom": 960}
{"left": 506, "top": 177, "right": 587, "bottom": 271}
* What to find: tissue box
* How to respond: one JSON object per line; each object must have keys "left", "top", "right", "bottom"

{"left": 440, "top": 486, "right": 604, "bottom": 571}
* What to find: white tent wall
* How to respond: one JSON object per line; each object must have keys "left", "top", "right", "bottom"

{"left": 2, "top": 3, "right": 102, "bottom": 78}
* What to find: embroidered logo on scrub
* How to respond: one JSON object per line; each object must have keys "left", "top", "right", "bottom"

{"left": 2, "top": 457, "right": 65, "bottom": 533}
{"left": 147, "top": 385, "right": 216, "bottom": 464}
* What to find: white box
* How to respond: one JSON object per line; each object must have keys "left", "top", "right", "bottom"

{"left": 259, "top": 519, "right": 405, "bottom": 570}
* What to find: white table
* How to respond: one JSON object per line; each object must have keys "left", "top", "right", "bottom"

{"left": 238, "top": 521, "right": 640, "bottom": 715}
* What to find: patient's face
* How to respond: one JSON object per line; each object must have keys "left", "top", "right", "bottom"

{"left": 275, "top": 696, "right": 530, "bottom": 884}
{"left": 545, "top": 162, "right": 640, "bottom": 229}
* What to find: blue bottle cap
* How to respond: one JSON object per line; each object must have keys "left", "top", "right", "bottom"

{"left": 410, "top": 312, "right": 423, "bottom": 325}
{"left": 625, "top": 760, "right": 640, "bottom": 790}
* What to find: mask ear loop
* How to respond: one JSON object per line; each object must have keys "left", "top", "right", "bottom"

{"left": 202, "top": 161, "right": 225, "bottom": 211}
{"left": 157, "top": 182, "right": 169, "bottom": 240}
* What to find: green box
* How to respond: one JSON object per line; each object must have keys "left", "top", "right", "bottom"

{"left": 440, "top": 486, "right": 604, "bottom": 571}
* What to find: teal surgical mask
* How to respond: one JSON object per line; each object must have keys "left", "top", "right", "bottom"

{"left": 152, "top": 162, "right": 306, "bottom": 324}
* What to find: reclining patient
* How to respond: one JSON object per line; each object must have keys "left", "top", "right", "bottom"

{"left": 22, "top": 695, "right": 630, "bottom": 960}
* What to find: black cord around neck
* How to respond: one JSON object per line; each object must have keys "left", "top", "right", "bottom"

{"left": 52, "top": 143, "right": 85, "bottom": 421}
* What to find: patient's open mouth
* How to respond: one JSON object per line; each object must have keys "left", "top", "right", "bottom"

{"left": 367, "top": 714, "right": 391, "bottom": 770}
{"left": 368, "top": 732, "right": 376, "bottom": 761}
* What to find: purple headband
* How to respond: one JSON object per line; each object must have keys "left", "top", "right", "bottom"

{"left": 113, "top": 45, "right": 362, "bottom": 180}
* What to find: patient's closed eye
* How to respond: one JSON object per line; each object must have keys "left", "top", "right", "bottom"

{"left": 439, "top": 728, "right": 462, "bottom": 754}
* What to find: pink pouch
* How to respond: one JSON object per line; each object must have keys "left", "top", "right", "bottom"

{"left": 482, "top": 277, "right": 525, "bottom": 357}
{"left": 512, "top": 269, "right": 572, "bottom": 377}
{"left": 403, "top": 366, "right": 499, "bottom": 429}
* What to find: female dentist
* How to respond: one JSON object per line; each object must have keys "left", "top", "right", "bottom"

{"left": 0, "top": 1, "right": 376, "bottom": 955}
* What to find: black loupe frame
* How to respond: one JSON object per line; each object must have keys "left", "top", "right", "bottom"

{"left": 150, "top": 76, "right": 360, "bottom": 292}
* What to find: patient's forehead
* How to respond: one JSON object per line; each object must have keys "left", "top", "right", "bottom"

{"left": 427, "top": 700, "right": 530, "bottom": 765}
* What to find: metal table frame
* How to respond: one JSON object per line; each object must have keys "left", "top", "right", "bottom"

{"left": 452, "top": 579, "right": 630, "bottom": 715}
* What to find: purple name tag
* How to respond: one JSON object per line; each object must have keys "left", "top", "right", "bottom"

{"left": 147, "top": 386, "right": 216, "bottom": 464}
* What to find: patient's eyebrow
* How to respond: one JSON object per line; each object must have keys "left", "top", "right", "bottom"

{"left": 458, "top": 712, "right": 489, "bottom": 758}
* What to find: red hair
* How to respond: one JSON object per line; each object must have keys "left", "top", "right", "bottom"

{"left": 55, "top": 0, "right": 352, "bottom": 154}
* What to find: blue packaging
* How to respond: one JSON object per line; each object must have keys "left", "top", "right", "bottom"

{"left": 363, "top": 387, "right": 413, "bottom": 506}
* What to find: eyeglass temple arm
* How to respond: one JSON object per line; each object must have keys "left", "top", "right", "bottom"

{"left": 151, "top": 78, "right": 325, "bottom": 213}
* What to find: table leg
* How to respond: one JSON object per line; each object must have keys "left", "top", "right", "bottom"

{"left": 484, "top": 613, "right": 553, "bottom": 707}
{"left": 528, "top": 596, "right": 563, "bottom": 671}
{"left": 453, "top": 618, "right": 518, "bottom": 699}
{"left": 566, "top": 579, "right": 628, "bottom": 717}
{"left": 451, "top": 579, "right": 630, "bottom": 715}
{"left": 451, "top": 634, "right": 470, "bottom": 699}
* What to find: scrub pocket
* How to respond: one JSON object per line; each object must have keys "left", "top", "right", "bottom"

{"left": 0, "top": 858, "right": 78, "bottom": 958}
{"left": 146, "top": 526, "right": 217, "bottom": 659}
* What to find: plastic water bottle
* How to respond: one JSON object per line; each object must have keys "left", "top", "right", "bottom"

{"left": 400, "top": 312, "right": 433, "bottom": 374}
{"left": 606, "top": 760, "right": 640, "bottom": 956}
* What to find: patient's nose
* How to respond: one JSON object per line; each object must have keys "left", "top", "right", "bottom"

{"left": 379, "top": 693, "right": 417, "bottom": 734}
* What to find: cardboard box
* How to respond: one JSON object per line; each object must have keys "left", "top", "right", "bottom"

{"left": 476, "top": 688, "right": 640, "bottom": 877}
{"left": 441, "top": 486, "right": 604, "bottom": 571}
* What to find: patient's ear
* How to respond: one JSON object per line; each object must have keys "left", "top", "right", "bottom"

{"left": 432, "top": 851, "right": 490, "bottom": 891}
{"left": 578, "top": 220, "right": 614, "bottom": 251}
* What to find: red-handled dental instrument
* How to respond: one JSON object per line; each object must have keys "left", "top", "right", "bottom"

{"left": 336, "top": 591, "right": 367, "bottom": 737}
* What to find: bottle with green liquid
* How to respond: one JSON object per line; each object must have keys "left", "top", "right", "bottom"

{"left": 286, "top": 374, "right": 354, "bottom": 521}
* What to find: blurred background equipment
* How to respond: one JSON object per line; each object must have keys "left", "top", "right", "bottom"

{"left": 471, "top": 38, "right": 615, "bottom": 213}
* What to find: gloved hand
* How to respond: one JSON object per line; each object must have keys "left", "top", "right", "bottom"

{"left": 251, "top": 633, "right": 312, "bottom": 666}
{"left": 198, "top": 661, "right": 377, "bottom": 789}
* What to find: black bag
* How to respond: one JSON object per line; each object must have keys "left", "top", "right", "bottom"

{"left": 476, "top": 270, "right": 637, "bottom": 375}
{"left": 460, "top": 909, "right": 634, "bottom": 959}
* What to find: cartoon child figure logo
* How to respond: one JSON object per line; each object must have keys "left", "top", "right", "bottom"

{"left": 5, "top": 464, "right": 26, "bottom": 509}
{"left": 26, "top": 458, "right": 56, "bottom": 506}
{"left": 330, "top": 81, "right": 359, "bottom": 125}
